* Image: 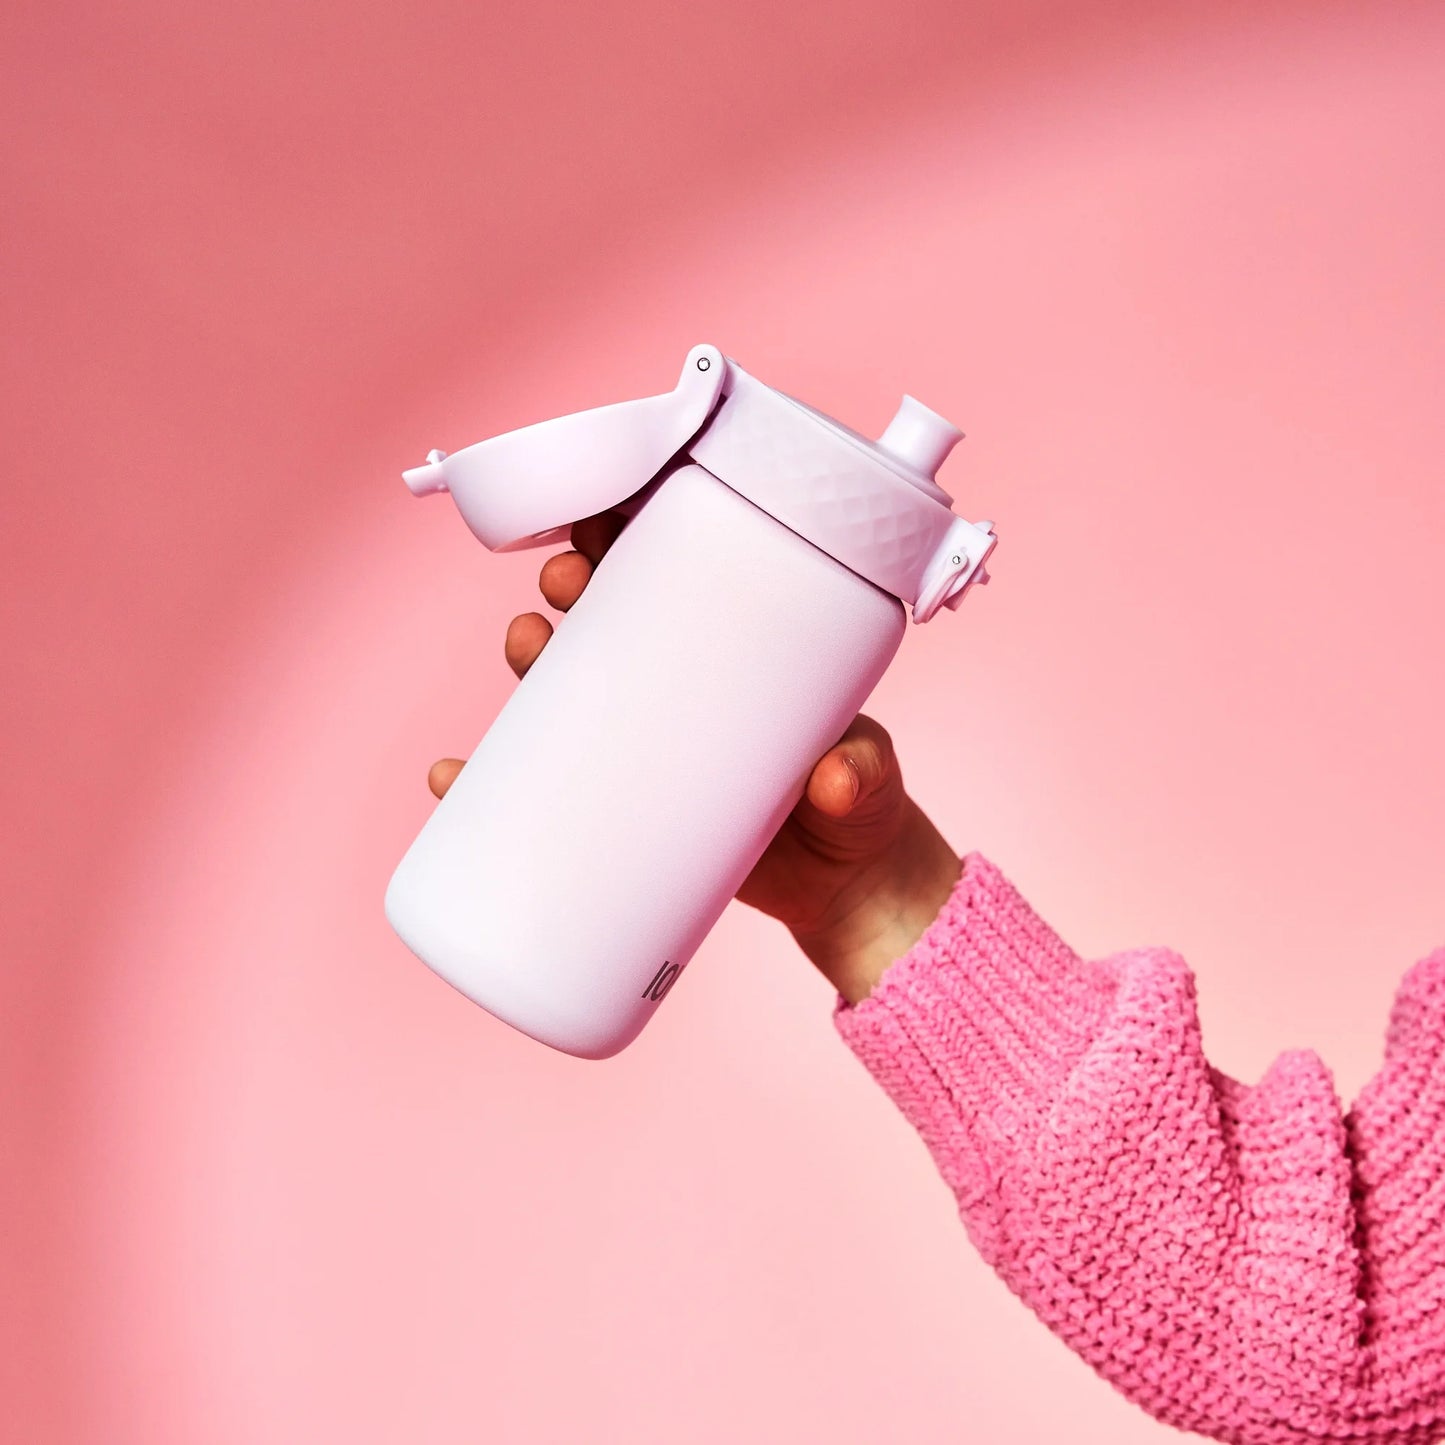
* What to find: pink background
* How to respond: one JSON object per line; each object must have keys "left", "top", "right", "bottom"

{"left": 6, "top": 1, "right": 1444, "bottom": 1440}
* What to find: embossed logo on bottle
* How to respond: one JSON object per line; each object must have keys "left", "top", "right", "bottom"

{"left": 641, "top": 960, "right": 685, "bottom": 1004}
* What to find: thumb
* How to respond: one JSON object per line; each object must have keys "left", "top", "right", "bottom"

{"left": 804, "top": 714, "right": 899, "bottom": 820}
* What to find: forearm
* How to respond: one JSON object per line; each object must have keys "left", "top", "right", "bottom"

{"left": 831, "top": 854, "right": 1445, "bottom": 1444}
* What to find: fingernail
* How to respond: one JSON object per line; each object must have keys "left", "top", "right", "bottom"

{"left": 844, "top": 756, "right": 861, "bottom": 802}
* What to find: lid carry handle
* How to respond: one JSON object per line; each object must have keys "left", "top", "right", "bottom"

{"left": 401, "top": 344, "right": 727, "bottom": 551}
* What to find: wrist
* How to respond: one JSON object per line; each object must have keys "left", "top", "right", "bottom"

{"left": 791, "top": 801, "right": 961, "bottom": 1006}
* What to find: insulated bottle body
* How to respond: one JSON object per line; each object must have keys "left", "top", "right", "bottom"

{"left": 384, "top": 463, "right": 907, "bottom": 1058}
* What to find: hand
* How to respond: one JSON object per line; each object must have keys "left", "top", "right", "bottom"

{"left": 427, "top": 512, "right": 962, "bottom": 1005}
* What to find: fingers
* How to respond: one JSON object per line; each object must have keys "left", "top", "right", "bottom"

{"left": 532, "top": 507, "right": 625, "bottom": 618}
{"left": 538, "top": 550, "right": 592, "bottom": 611}
{"left": 459, "top": 511, "right": 627, "bottom": 804}
{"left": 570, "top": 510, "right": 627, "bottom": 566}
{"left": 804, "top": 714, "right": 899, "bottom": 819}
{"left": 505, "top": 612, "right": 553, "bottom": 678}
{"left": 428, "top": 757, "right": 464, "bottom": 798}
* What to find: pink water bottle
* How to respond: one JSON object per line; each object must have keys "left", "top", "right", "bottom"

{"left": 385, "top": 345, "right": 997, "bottom": 1058}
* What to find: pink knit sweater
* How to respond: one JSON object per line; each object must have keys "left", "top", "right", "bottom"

{"left": 834, "top": 853, "right": 1445, "bottom": 1444}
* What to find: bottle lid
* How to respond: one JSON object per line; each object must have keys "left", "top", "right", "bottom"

{"left": 401, "top": 345, "right": 996, "bottom": 623}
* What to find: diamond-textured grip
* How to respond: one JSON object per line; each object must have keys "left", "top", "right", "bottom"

{"left": 689, "top": 364, "right": 963, "bottom": 608}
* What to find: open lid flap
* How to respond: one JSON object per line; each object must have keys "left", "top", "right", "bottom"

{"left": 401, "top": 344, "right": 727, "bottom": 551}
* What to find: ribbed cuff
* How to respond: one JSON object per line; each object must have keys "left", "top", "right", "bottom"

{"left": 833, "top": 853, "right": 1112, "bottom": 1146}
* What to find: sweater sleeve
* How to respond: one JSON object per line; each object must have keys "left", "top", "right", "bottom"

{"left": 834, "top": 852, "right": 1445, "bottom": 1445}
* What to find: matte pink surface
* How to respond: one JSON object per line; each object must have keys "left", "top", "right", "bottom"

{"left": 5, "top": 3, "right": 1444, "bottom": 1442}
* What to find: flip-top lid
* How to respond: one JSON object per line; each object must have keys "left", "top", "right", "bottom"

{"left": 400, "top": 344, "right": 996, "bottom": 622}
